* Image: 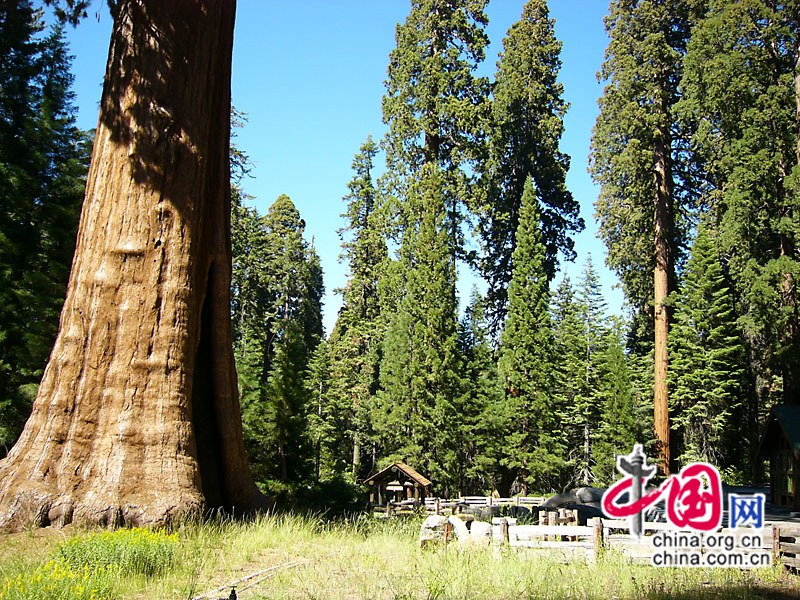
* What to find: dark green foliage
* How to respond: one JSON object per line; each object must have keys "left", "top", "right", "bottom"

{"left": 382, "top": 0, "right": 490, "bottom": 269}
{"left": 551, "top": 258, "right": 609, "bottom": 487}
{"left": 593, "top": 318, "right": 648, "bottom": 484}
{"left": 680, "top": 0, "right": 800, "bottom": 407}
{"left": 326, "top": 137, "right": 388, "bottom": 482}
{"left": 549, "top": 276, "right": 585, "bottom": 488}
{"left": 590, "top": 0, "right": 699, "bottom": 332}
{"left": 497, "top": 177, "right": 563, "bottom": 493}
{"left": 480, "top": 0, "right": 582, "bottom": 328}
{"left": 455, "top": 288, "right": 502, "bottom": 494}
{"left": 232, "top": 194, "right": 324, "bottom": 491}
{"left": 376, "top": 164, "right": 462, "bottom": 494}
{"left": 670, "top": 221, "right": 747, "bottom": 480}
{"left": 0, "top": 4, "right": 90, "bottom": 453}
{"left": 376, "top": 0, "right": 489, "bottom": 495}
{"left": 382, "top": 0, "right": 489, "bottom": 176}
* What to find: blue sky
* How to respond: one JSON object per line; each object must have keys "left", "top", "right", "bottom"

{"left": 64, "top": 0, "right": 622, "bottom": 333}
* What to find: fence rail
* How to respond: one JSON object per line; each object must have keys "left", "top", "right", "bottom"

{"left": 774, "top": 525, "right": 800, "bottom": 569}
{"left": 386, "top": 498, "right": 796, "bottom": 570}
{"left": 487, "top": 518, "right": 777, "bottom": 564}
{"left": 420, "top": 495, "right": 546, "bottom": 516}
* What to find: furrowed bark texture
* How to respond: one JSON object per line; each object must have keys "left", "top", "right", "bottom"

{"left": 0, "top": 0, "right": 266, "bottom": 531}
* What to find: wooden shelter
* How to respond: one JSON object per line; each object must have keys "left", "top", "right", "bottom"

{"left": 363, "top": 462, "right": 432, "bottom": 508}
{"left": 758, "top": 404, "right": 800, "bottom": 510}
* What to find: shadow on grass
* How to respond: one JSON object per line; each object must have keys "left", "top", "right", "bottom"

{"left": 641, "top": 583, "right": 799, "bottom": 599}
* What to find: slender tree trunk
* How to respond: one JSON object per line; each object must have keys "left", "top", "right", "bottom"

{"left": 583, "top": 421, "right": 591, "bottom": 486}
{"left": 795, "top": 52, "right": 800, "bottom": 171}
{"left": 0, "top": 0, "right": 266, "bottom": 531}
{"left": 653, "top": 103, "right": 674, "bottom": 475}
{"left": 773, "top": 51, "right": 800, "bottom": 405}
{"left": 786, "top": 54, "right": 800, "bottom": 405}
{"left": 352, "top": 432, "right": 361, "bottom": 479}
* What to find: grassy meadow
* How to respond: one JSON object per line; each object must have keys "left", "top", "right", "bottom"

{"left": 1, "top": 514, "right": 799, "bottom": 599}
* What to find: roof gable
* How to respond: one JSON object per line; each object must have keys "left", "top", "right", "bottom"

{"left": 363, "top": 462, "right": 432, "bottom": 487}
{"left": 758, "top": 404, "right": 800, "bottom": 459}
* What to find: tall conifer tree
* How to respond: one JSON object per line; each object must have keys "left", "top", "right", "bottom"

{"left": 594, "top": 317, "right": 643, "bottom": 484}
{"left": 574, "top": 257, "right": 608, "bottom": 484}
{"left": 550, "top": 275, "right": 586, "bottom": 489}
{"left": 497, "top": 177, "right": 562, "bottom": 493}
{"left": 0, "top": 8, "right": 90, "bottom": 453}
{"left": 234, "top": 195, "right": 324, "bottom": 490}
{"left": 590, "top": 0, "right": 702, "bottom": 473}
{"left": 376, "top": 165, "right": 461, "bottom": 491}
{"left": 681, "top": 0, "right": 800, "bottom": 411}
{"left": 671, "top": 220, "right": 746, "bottom": 478}
{"left": 455, "top": 289, "right": 502, "bottom": 494}
{"left": 481, "top": 0, "right": 582, "bottom": 327}
{"left": 327, "top": 137, "right": 387, "bottom": 480}
{"left": 378, "top": 0, "right": 489, "bottom": 492}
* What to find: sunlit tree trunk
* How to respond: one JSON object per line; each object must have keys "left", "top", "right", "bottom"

{"left": 653, "top": 84, "right": 675, "bottom": 475}
{"left": 0, "top": 0, "right": 266, "bottom": 530}
{"left": 653, "top": 93, "right": 673, "bottom": 475}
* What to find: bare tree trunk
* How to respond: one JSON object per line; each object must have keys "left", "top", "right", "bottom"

{"left": 785, "top": 53, "right": 800, "bottom": 405}
{"left": 352, "top": 432, "right": 361, "bottom": 479}
{"left": 653, "top": 107, "right": 673, "bottom": 476}
{"left": 0, "top": 0, "right": 266, "bottom": 531}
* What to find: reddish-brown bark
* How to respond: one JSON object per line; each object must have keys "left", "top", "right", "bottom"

{"left": 653, "top": 93, "right": 673, "bottom": 476}
{"left": 0, "top": 0, "right": 266, "bottom": 530}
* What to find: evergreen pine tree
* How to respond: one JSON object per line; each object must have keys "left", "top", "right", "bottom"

{"left": 590, "top": 0, "right": 703, "bottom": 472}
{"left": 327, "top": 136, "right": 387, "bottom": 481}
{"left": 681, "top": 0, "right": 799, "bottom": 416}
{"left": 670, "top": 220, "right": 746, "bottom": 478}
{"left": 497, "top": 177, "right": 563, "bottom": 493}
{"left": 593, "top": 317, "right": 644, "bottom": 484}
{"left": 455, "top": 288, "right": 502, "bottom": 494}
{"left": 376, "top": 165, "right": 461, "bottom": 492}
{"left": 378, "top": 0, "right": 489, "bottom": 493}
{"left": 233, "top": 195, "right": 324, "bottom": 491}
{"left": 550, "top": 275, "right": 585, "bottom": 489}
{"left": 305, "top": 339, "right": 333, "bottom": 482}
{"left": 481, "top": 0, "right": 582, "bottom": 328}
{"left": 0, "top": 7, "right": 90, "bottom": 452}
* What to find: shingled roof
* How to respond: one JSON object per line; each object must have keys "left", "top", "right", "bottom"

{"left": 363, "top": 462, "right": 432, "bottom": 487}
{"left": 758, "top": 404, "right": 800, "bottom": 459}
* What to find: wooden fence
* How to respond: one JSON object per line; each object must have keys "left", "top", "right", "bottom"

{"left": 489, "top": 518, "right": 778, "bottom": 565}
{"left": 380, "top": 496, "right": 800, "bottom": 570}
{"left": 773, "top": 525, "right": 800, "bottom": 570}
{"left": 374, "top": 495, "right": 547, "bottom": 517}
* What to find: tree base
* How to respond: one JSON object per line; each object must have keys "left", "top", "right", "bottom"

{"left": 0, "top": 484, "right": 270, "bottom": 532}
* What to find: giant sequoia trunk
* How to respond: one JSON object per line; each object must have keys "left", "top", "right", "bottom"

{"left": 0, "top": 0, "right": 266, "bottom": 530}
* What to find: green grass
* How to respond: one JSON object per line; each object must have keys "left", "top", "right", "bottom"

{"left": 58, "top": 527, "right": 178, "bottom": 577}
{"left": 0, "top": 515, "right": 798, "bottom": 599}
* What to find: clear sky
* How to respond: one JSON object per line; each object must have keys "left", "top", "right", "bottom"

{"left": 63, "top": 0, "right": 622, "bottom": 334}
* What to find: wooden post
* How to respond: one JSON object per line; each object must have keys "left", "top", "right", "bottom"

{"left": 500, "top": 518, "right": 509, "bottom": 546}
{"left": 435, "top": 497, "right": 441, "bottom": 516}
{"left": 593, "top": 519, "right": 604, "bottom": 561}
{"left": 773, "top": 525, "right": 782, "bottom": 565}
